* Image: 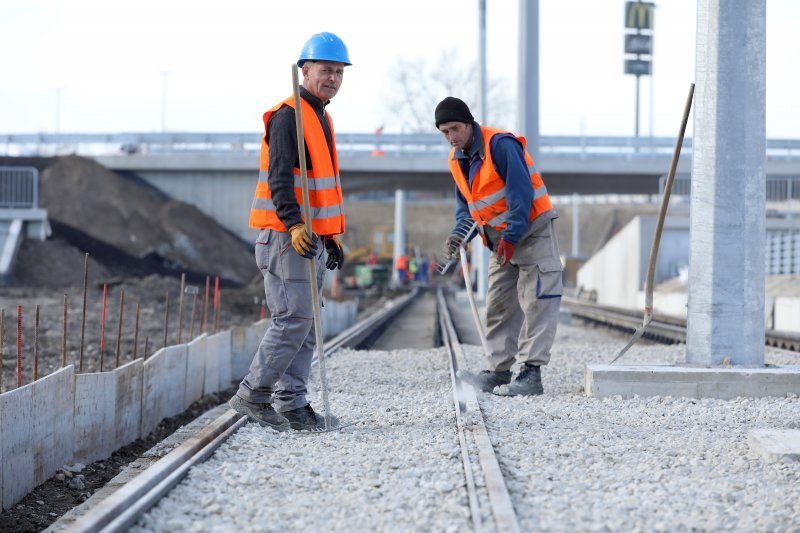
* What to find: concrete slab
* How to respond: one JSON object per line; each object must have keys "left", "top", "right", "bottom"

{"left": 114, "top": 359, "right": 143, "bottom": 447}
{"left": 32, "top": 366, "right": 75, "bottom": 486}
{"left": 207, "top": 331, "right": 232, "bottom": 391}
{"left": 748, "top": 429, "right": 800, "bottom": 462}
{"left": 1, "top": 383, "right": 34, "bottom": 511}
{"left": 585, "top": 364, "right": 800, "bottom": 400}
{"left": 203, "top": 336, "right": 221, "bottom": 396}
{"left": 73, "top": 372, "right": 116, "bottom": 464}
{"left": 141, "top": 345, "right": 187, "bottom": 437}
{"left": 185, "top": 334, "right": 207, "bottom": 409}
{"left": 230, "top": 326, "right": 251, "bottom": 381}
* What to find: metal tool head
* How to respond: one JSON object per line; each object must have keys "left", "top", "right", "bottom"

{"left": 435, "top": 219, "right": 479, "bottom": 275}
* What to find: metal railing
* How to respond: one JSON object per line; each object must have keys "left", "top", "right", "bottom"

{"left": 3, "top": 132, "right": 800, "bottom": 161}
{"left": 659, "top": 174, "right": 800, "bottom": 202}
{"left": 0, "top": 166, "right": 38, "bottom": 208}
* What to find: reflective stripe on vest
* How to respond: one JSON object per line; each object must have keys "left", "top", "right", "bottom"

{"left": 449, "top": 126, "right": 552, "bottom": 232}
{"left": 249, "top": 96, "right": 345, "bottom": 235}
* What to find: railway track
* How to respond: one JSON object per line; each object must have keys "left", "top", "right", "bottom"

{"left": 61, "top": 287, "right": 521, "bottom": 532}
{"left": 563, "top": 296, "right": 800, "bottom": 352}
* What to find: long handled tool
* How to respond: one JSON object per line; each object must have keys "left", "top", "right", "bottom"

{"left": 611, "top": 82, "right": 695, "bottom": 364}
{"left": 292, "top": 64, "right": 332, "bottom": 429}
{"left": 459, "top": 245, "right": 491, "bottom": 358}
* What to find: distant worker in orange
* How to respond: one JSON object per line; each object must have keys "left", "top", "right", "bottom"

{"left": 230, "top": 32, "right": 350, "bottom": 431}
{"left": 395, "top": 254, "right": 409, "bottom": 285}
{"left": 436, "top": 97, "right": 562, "bottom": 396}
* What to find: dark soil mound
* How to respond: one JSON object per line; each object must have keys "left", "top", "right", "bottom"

{"left": 24, "top": 155, "right": 256, "bottom": 287}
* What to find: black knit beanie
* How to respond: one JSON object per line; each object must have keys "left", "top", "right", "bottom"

{"left": 434, "top": 97, "right": 474, "bottom": 128}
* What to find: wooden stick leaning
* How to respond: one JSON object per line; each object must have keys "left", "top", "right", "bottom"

{"left": 611, "top": 83, "right": 694, "bottom": 363}
{"left": 292, "top": 64, "right": 332, "bottom": 430}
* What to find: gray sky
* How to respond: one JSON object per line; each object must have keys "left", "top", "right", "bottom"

{"left": 1, "top": 0, "right": 797, "bottom": 138}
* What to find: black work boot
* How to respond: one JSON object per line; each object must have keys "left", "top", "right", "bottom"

{"left": 229, "top": 395, "right": 290, "bottom": 432}
{"left": 493, "top": 364, "right": 544, "bottom": 396}
{"left": 457, "top": 369, "right": 512, "bottom": 392}
{"left": 283, "top": 404, "right": 340, "bottom": 431}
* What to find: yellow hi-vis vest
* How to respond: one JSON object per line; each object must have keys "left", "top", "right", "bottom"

{"left": 249, "top": 95, "right": 345, "bottom": 235}
{"left": 448, "top": 125, "right": 551, "bottom": 232}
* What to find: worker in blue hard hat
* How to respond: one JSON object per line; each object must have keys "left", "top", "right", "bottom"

{"left": 231, "top": 32, "right": 351, "bottom": 432}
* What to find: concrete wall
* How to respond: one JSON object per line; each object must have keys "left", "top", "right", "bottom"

{"left": 774, "top": 297, "right": 800, "bottom": 332}
{"left": 0, "top": 300, "right": 358, "bottom": 511}
{"left": 576, "top": 216, "right": 691, "bottom": 309}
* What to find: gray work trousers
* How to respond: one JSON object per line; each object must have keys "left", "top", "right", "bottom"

{"left": 484, "top": 218, "right": 563, "bottom": 371}
{"left": 237, "top": 229, "right": 325, "bottom": 412}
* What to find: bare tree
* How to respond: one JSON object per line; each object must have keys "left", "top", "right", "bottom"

{"left": 387, "top": 49, "right": 515, "bottom": 133}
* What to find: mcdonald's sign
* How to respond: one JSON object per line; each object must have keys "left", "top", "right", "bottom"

{"left": 625, "top": 1, "right": 654, "bottom": 30}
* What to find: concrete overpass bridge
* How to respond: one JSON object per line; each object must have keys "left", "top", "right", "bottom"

{"left": 2, "top": 132, "right": 799, "bottom": 239}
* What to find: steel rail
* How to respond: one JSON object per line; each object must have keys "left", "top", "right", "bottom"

{"left": 437, "top": 288, "right": 521, "bottom": 533}
{"left": 563, "top": 296, "right": 800, "bottom": 352}
{"left": 65, "top": 289, "right": 419, "bottom": 532}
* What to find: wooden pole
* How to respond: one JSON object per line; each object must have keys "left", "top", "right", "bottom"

{"left": 202, "top": 276, "right": 210, "bottom": 333}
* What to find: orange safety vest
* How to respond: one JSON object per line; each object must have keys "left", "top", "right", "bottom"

{"left": 448, "top": 125, "right": 551, "bottom": 232}
{"left": 249, "top": 95, "right": 345, "bottom": 235}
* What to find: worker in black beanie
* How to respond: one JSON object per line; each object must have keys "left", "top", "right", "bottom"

{"left": 436, "top": 95, "right": 562, "bottom": 397}
{"left": 434, "top": 96, "right": 474, "bottom": 128}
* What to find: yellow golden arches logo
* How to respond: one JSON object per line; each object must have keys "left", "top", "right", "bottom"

{"left": 625, "top": 1, "right": 654, "bottom": 30}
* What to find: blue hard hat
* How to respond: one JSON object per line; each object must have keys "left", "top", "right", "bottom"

{"left": 297, "top": 32, "right": 351, "bottom": 67}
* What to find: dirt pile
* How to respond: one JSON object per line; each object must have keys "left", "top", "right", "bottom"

{"left": 25, "top": 155, "right": 256, "bottom": 287}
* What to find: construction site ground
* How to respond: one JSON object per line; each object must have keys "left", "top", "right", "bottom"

{"left": 0, "top": 155, "right": 692, "bottom": 531}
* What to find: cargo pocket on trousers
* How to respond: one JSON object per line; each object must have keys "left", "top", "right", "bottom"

{"left": 536, "top": 260, "right": 563, "bottom": 299}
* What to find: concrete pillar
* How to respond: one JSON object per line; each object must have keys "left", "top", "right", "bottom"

{"left": 517, "top": 0, "right": 539, "bottom": 159}
{"left": 687, "top": 0, "right": 766, "bottom": 366}
{"left": 393, "top": 189, "right": 406, "bottom": 286}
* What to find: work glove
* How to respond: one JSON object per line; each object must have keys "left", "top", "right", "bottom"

{"left": 444, "top": 218, "right": 478, "bottom": 258}
{"left": 496, "top": 239, "right": 516, "bottom": 266}
{"left": 323, "top": 235, "right": 345, "bottom": 270}
{"left": 288, "top": 223, "right": 319, "bottom": 259}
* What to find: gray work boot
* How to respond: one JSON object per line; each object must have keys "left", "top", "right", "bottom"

{"left": 493, "top": 364, "right": 544, "bottom": 396}
{"left": 282, "top": 404, "right": 340, "bottom": 431}
{"left": 457, "top": 369, "right": 512, "bottom": 392}
{"left": 229, "top": 395, "right": 290, "bottom": 431}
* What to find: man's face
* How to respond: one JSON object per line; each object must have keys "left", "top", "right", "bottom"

{"left": 302, "top": 60, "right": 345, "bottom": 102}
{"left": 438, "top": 121, "right": 473, "bottom": 151}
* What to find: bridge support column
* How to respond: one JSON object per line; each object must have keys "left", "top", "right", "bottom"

{"left": 687, "top": 0, "right": 766, "bottom": 366}
{"left": 392, "top": 190, "right": 406, "bottom": 287}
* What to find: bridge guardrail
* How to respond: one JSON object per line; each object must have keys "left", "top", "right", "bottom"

{"left": 0, "top": 166, "right": 39, "bottom": 208}
{"left": 3, "top": 132, "right": 800, "bottom": 161}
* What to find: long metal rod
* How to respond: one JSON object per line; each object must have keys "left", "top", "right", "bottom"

{"left": 611, "top": 83, "right": 695, "bottom": 364}
{"left": 292, "top": 64, "right": 331, "bottom": 429}
{"left": 459, "top": 246, "right": 490, "bottom": 357}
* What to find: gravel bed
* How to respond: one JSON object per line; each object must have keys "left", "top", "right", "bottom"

{"left": 466, "top": 323, "right": 800, "bottom": 531}
{"left": 131, "top": 347, "right": 472, "bottom": 532}
{"left": 130, "top": 321, "right": 799, "bottom": 532}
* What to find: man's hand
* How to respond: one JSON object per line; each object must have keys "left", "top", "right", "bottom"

{"left": 496, "top": 239, "right": 516, "bottom": 265}
{"left": 444, "top": 232, "right": 463, "bottom": 259}
{"left": 288, "top": 223, "right": 319, "bottom": 259}
{"left": 323, "top": 236, "right": 345, "bottom": 270}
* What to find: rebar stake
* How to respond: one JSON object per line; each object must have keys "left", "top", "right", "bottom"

{"left": 100, "top": 283, "right": 108, "bottom": 372}
{"left": 189, "top": 293, "right": 197, "bottom": 340}
{"left": 62, "top": 293, "right": 68, "bottom": 368}
{"left": 17, "top": 305, "right": 22, "bottom": 387}
{"left": 133, "top": 302, "right": 140, "bottom": 360}
{"left": 115, "top": 289, "right": 125, "bottom": 368}
{"left": 79, "top": 253, "right": 89, "bottom": 372}
{"left": 34, "top": 304, "right": 40, "bottom": 381}
{"left": 178, "top": 273, "right": 185, "bottom": 344}
{"left": 163, "top": 291, "right": 170, "bottom": 348}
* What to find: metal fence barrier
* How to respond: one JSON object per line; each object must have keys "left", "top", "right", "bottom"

{"left": 660, "top": 174, "right": 800, "bottom": 203}
{"left": 0, "top": 166, "right": 39, "bottom": 208}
